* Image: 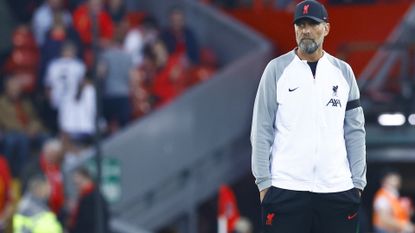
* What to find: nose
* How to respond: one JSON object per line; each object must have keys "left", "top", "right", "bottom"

{"left": 301, "top": 25, "right": 311, "bottom": 34}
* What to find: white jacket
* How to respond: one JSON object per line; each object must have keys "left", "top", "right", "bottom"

{"left": 251, "top": 50, "right": 366, "bottom": 193}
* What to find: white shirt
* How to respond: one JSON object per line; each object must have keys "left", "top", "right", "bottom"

{"left": 59, "top": 84, "right": 96, "bottom": 134}
{"left": 45, "top": 57, "right": 86, "bottom": 109}
{"left": 124, "top": 28, "right": 145, "bottom": 66}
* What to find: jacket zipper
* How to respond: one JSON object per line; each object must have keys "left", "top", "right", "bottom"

{"left": 309, "top": 63, "right": 319, "bottom": 192}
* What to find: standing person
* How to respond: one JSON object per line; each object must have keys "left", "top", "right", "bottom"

{"left": 70, "top": 167, "right": 109, "bottom": 233}
{"left": 99, "top": 29, "right": 134, "bottom": 131}
{"left": 373, "top": 170, "right": 415, "bottom": 233}
{"left": 160, "top": 6, "right": 200, "bottom": 65}
{"left": 13, "top": 175, "right": 62, "bottom": 233}
{"left": 72, "top": 0, "right": 114, "bottom": 47}
{"left": 32, "top": 0, "right": 72, "bottom": 46}
{"left": 250, "top": 1, "right": 366, "bottom": 233}
{"left": 21, "top": 139, "right": 65, "bottom": 218}
{"left": 43, "top": 41, "right": 86, "bottom": 133}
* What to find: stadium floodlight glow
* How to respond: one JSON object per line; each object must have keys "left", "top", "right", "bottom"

{"left": 378, "top": 113, "right": 406, "bottom": 126}
{"left": 408, "top": 114, "right": 415, "bottom": 126}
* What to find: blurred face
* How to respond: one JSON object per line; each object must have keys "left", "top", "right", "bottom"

{"left": 153, "top": 40, "right": 169, "bottom": 67}
{"left": 89, "top": 0, "right": 102, "bottom": 13}
{"left": 170, "top": 10, "right": 185, "bottom": 32}
{"left": 384, "top": 173, "right": 402, "bottom": 190}
{"left": 62, "top": 46, "right": 76, "bottom": 58}
{"left": 295, "top": 19, "right": 329, "bottom": 55}
{"left": 73, "top": 172, "right": 86, "bottom": 188}
{"left": 44, "top": 149, "right": 63, "bottom": 164}
{"left": 48, "top": 0, "right": 62, "bottom": 10}
{"left": 5, "top": 77, "right": 22, "bottom": 100}
{"left": 36, "top": 181, "right": 52, "bottom": 199}
{"left": 108, "top": 0, "right": 123, "bottom": 10}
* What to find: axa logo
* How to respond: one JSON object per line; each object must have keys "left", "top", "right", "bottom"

{"left": 326, "top": 98, "right": 342, "bottom": 107}
{"left": 266, "top": 213, "right": 275, "bottom": 225}
{"left": 303, "top": 4, "right": 310, "bottom": 14}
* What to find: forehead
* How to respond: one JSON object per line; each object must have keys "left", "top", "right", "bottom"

{"left": 295, "top": 18, "right": 321, "bottom": 26}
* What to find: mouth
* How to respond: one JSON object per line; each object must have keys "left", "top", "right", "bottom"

{"left": 301, "top": 38, "right": 314, "bottom": 42}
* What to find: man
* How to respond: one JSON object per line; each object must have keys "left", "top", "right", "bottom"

{"left": 44, "top": 41, "right": 86, "bottom": 132}
{"left": 373, "top": 170, "right": 414, "bottom": 233}
{"left": 0, "top": 75, "right": 46, "bottom": 177}
{"left": 32, "top": 0, "right": 72, "bottom": 46}
{"left": 13, "top": 175, "right": 62, "bottom": 233}
{"left": 251, "top": 1, "right": 366, "bottom": 232}
{"left": 99, "top": 29, "right": 134, "bottom": 131}
{"left": 160, "top": 6, "right": 200, "bottom": 64}
{"left": 72, "top": 0, "right": 114, "bottom": 46}
{"left": 70, "top": 167, "right": 109, "bottom": 233}
{"left": 22, "top": 139, "right": 65, "bottom": 216}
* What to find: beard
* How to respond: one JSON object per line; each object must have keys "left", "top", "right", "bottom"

{"left": 299, "top": 38, "right": 319, "bottom": 54}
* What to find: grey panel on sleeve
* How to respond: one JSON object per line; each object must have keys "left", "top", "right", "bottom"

{"left": 327, "top": 54, "right": 367, "bottom": 190}
{"left": 251, "top": 51, "right": 295, "bottom": 191}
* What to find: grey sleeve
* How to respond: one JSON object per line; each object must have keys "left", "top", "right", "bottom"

{"left": 251, "top": 61, "right": 277, "bottom": 191}
{"left": 344, "top": 65, "right": 367, "bottom": 191}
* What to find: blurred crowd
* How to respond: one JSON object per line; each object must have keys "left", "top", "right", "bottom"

{"left": 0, "top": 0, "right": 218, "bottom": 232}
{"left": 205, "top": 0, "right": 414, "bottom": 10}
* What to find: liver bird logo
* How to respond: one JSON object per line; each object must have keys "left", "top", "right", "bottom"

{"left": 303, "top": 4, "right": 310, "bottom": 14}
{"left": 266, "top": 213, "right": 275, "bottom": 225}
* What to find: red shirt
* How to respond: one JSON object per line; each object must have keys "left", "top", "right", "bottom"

{"left": 152, "top": 52, "right": 188, "bottom": 106}
{"left": 0, "top": 157, "right": 11, "bottom": 213}
{"left": 40, "top": 154, "right": 65, "bottom": 214}
{"left": 73, "top": 4, "right": 114, "bottom": 45}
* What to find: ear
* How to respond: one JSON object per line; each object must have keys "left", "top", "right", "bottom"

{"left": 324, "top": 23, "right": 330, "bottom": 36}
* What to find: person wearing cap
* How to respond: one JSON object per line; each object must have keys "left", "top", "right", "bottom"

{"left": 251, "top": 0, "right": 366, "bottom": 232}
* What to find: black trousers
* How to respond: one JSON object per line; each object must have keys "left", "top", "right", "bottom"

{"left": 261, "top": 187, "right": 361, "bottom": 233}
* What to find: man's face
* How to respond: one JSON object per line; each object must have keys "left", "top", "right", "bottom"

{"left": 170, "top": 10, "right": 185, "bottom": 32}
{"left": 386, "top": 173, "right": 402, "bottom": 190}
{"left": 48, "top": 0, "right": 62, "bottom": 10}
{"left": 294, "top": 19, "right": 329, "bottom": 55}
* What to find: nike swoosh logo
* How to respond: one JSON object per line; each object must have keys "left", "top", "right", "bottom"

{"left": 289, "top": 87, "right": 299, "bottom": 92}
{"left": 347, "top": 212, "right": 358, "bottom": 220}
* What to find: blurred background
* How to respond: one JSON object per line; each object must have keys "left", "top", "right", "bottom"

{"left": 0, "top": 0, "right": 414, "bottom": 232}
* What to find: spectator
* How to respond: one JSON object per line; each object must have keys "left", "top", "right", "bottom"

{"left": 130, "top": 70, "right": 153, "bottom": 119}
{"left": 13, "top": 174, "right": 62, "bottom": 233}
{"left": 99, "top": 29, "right": 134, "bottom": 131}
{"left": 21, "top": 139, "right": 65, "bottom": 218}
{"left": 160, "top": 6, "right": 200, "bottom": 64}
{"left": 124, "top": 16, "right": 160, "bottom": 67}
{"left": 70, "top": 167, "right": 109, "bottom": 233}
{"left": 151, "top": 40, "right": 189, "bottom": 106}
{"left": 59, "top": 74, "right": 96, "bottom": 144}
{"left": 44, "top": 41, "right": 86, "bottom": 132}
{"left": 0, "top": 75, "right": 46, "bottom": 177}
{"left": 32, "top": 0, "right": 72, "bottom": 46}
{"left": 39, "top": 12, "right": 83, "bottom": 90}
{"left": 106, "top": 0, "right": 127, "bottom": 25}
{"left": 0, "top": 156, "right": 14, "bottom": 232}
{"left": 72, "top": 0, "right": 114, "bottom": 46}
{"left": 373, "top": 169, "right": 415, "bottom": 233}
